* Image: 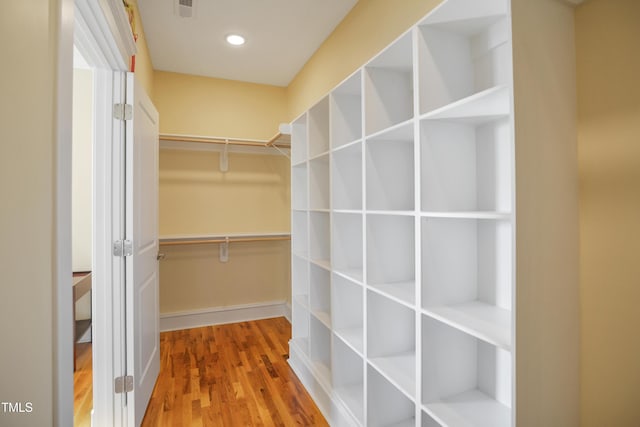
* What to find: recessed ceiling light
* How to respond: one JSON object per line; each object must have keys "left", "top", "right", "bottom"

{"left": 226, "top": 34, "right": 246, "bottom": 46}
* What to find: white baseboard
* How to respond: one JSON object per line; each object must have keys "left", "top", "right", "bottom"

{"left": 160, "top": 301, "right": 289, "bottom": 332}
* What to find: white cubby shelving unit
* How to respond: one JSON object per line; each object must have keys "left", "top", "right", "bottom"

{"left": 289, "top": 0, "right": 579, "bottom": 425}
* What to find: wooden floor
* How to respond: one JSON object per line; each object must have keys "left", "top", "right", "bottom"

{"left": 74, "top": 342, "right": 93, "bottom": 427}
{"left": 142, "top": 317, "right": 327, "bottom": 426}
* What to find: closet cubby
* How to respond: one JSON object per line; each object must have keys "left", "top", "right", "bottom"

{"left": 310, "top": 263, "right": 331, "bottom": 328}
{"left": 332, "top": 141, "right": 363, "bottom": 211}
{"left": 291, "top": 114, "right": 308, "bottom": 165}
{"left": 331, "top": 212, "right": 363, "bottom": 282}
{"left": 332, "top": 336, "right": 365, "bottom": 424}
{"left": 291, "top": 299, "right": 309, "bottom": 357}
{"left": 422, "top": 412, "right": 441, "bottom": 427}
{"left": 367, "top": 214, "right": 415, "bottom": 306}
{"left": 291, "top": 163, "right": 308, "bottom": 211}
{"left": 366, "top": 122, "right": 415, "bottom": 212}
{"left": 332, "top": 273, "right": 363, "bottom": 354}
{"left": 309, "top": 154, "right": 330, "bottom": 211}
{"left": 291, "top": 210, "right": 308, "bottom": 257}
{"left": 310, "top": 316, "right": 332, "bottom": 387}
{"left": 421, "top": 117, "right": 512, "bottom": 214}
{"left": 331, "top": 72, "right": 363, "bottom": 149}
{"left": 309, "top": 96, "right": 331, "bottom": 157}
{"left": 291, "top": 255, "right": 309, "bottom": 306}
{"left": 368, "top": 365, "right": 415, "bottom": 427}
{"left": 364, "top": 32, "right": 414, "bottom": 136}
{"left": 422, "top": 316, "right": 511, "bottom": 427}
{"left": 368, "top": 291, "right": 416, "bottom": 399}
{"left": 421, "top": 217, "right": 512, "bottom": 350}
{"left": 417, "top": 0, "right": 510, "bottom": 115}
{"left": 309, "top": 211, "right": 330, "bottom": 269}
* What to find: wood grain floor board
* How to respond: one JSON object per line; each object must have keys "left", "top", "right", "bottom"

{"left": 142, "top": 317, "right": 328, "bottom": 427}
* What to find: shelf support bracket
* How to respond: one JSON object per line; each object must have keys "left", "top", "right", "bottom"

{"left": 219, "top": 237, "right": 229, "bottom": 263}
{"left": 220, "top": 140, "right": 229, "bottom": 172}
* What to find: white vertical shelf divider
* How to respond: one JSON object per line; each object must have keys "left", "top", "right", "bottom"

{"left": 289, "top": 0, "right": 514, "bottom": 425}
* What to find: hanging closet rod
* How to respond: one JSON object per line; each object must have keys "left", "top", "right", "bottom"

{"left": 159, "top": 133, "right": 291, "bottom": 149}
{"left": 159, "top": 234, "right": 291, "bottom": 247}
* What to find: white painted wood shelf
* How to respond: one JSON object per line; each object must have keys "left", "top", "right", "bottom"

{"left": 289, "top": 0, "right": 516, "bottom": 425}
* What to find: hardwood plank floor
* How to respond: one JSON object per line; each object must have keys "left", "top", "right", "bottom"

{"left": 74, "top": 342, "right": 93, "bottom": 427}
{"left": 142, "top": 317, "right": 328, "bottom": 426}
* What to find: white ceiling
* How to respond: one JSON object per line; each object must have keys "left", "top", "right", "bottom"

{"left": 137, "top": 0, "right": 358, "bottom": 87}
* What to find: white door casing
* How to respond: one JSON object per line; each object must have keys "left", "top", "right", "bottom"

{"left": 125, "top": 72, "right": 160, "bottom": 427}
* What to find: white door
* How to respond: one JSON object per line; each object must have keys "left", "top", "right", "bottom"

{"left": 124, "top": 72, "right": 160, "bottom": 427}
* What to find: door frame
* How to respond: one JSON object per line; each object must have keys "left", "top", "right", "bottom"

{"left": 55, "top": 0, "right": 136, "bottom": 425}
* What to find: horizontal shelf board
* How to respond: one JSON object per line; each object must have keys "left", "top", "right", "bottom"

{"left": 335, "top": 328, "right": 364, "bottom": 355}
{"left": 369, "top": 281, "right": 416, "bottom": 307}
{"left": 420, "top": 86, "right": 510, "bottom": 124}
{"left": 310, "top": 259, "right": 331, "bottom": 271}
{"left": 291, "top": 208, "right": 308, "bottom": 213}
{"left": 422, "top": 13, "right": 507, "bottom": 36}
{"left": 308, "top": 151, "right": 331, "bottom": 162}
{"left": 311, "top": 310, "right": 332, "bottom": 329}
{"left": 309, "top": 208, "right": 331, "bottom": 213}
{"left": 421, "top": 211, "right": 511, "bottom": 220}
{"left": 423, "top": 301, "right": 511, "bottom": 351}
{"left": 159, "top": 232, "right": 291, "bottom": 241}
{"left": 332, "top": 138, "right": 362, "bottom": 152}
{"left": 332, "top": 209, "right": 363, "bottom": 215}
{"left": 365, "top": 210, "right": 416, "bottom": 217}
{"left": 333, "top": 267, "right": 364, "bottom": 283}
{"left": 370, "top": 352, "right": 416, "bottom": 400}
{"left": 424, "top": 389, "right": 511, "bottom": 427}
{"left": 334, "top": 384, "right": 364, "bottom": 425}
{"left": 291, "top": 159, "right": 307, "bottom": 167}
{"left": 293, "top": 294, "right": 310, "bottom": 311}
{"left": 365, "top": 117, "right": 415, "bottom": 140}
{"left": 291, "top": 251, "right": 308, "bottom": 259}
{"left": 333, "top": 270, "right": 364, "bottom": 287}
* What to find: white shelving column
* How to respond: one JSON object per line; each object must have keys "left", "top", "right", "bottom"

{"left": 289, "top": 0, "right": 517, "bottom": 425}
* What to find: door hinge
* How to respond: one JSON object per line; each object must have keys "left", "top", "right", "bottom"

{"left": 114, "top": 375, "right": 134, "bottom": 394}
{"left": 113, "top": 239, "right": 133, "bottom": 257}
{"left": 114, "top": 103, "right": 133, "bottom": 120}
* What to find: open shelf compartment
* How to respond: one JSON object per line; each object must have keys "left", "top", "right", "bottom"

{"left": 418, "top": 0, "right": 511, "bottom": 115}
{"left": 291, "top": 163, "right": 308, "bottom": 211}
{"left": 368, "top": 364, "right": 416, "bottom": 427}
{"left": 421, "top": 117, "right": 512, "bottom": 214}
{"left": 309, "top": 154, "right": 330, "bottom": 210}
{"left": 308, "top": 96, "right": 330, "bottom": 157}
{"left": 421, "top": 217, "right": 512, "bottom": 350}
{"left": 332, "top": 141, "right": 363, "bottom": 211}
{"left": 422, "top": 315, "right": 512, "bottom": 427}
{"left": 332, "top": 273, "right": 363, "bottom": 354}
{"left": 310, "top": 263, "right": 331, "bottom": 328}
{"left": 365, "top": 32, "right": 414, "bottom": 136}
{"left": 291, "top": 211, "right": 308, "bottom": 257}
{"left": 332, "top": 336, "right": 364, "bottom": 425}
{"left": 332, "top": 212, "right": 363, "bottom": 282}
{"left": 367, "top": 214, "right": 416, "bottom": 306}
{"left": 309, "top": 211, "right": 330, "bottom": 269}
{"left": 366, "top": 121, "right": 415, "bottom": 212}
{"left": 368, "top": 291, "right": 416, "bottom": 399}
{"left": 310, "top": 316, "right": 332, "bottom": 388}
{"left": 291, "top": 113, "right": 308, "bottom": 165}
{"left": 331, "top": 72, "right": 363, "bottom": 149}
{"left": 291, "top": 255, "right": 309, "bottom": 306}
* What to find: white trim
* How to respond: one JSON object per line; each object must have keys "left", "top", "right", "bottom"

{"left": 159, "top": 232, "right": 290, "bottom": 241}
{"left": 160, "top": 301, "right": 289, "bottom": 332}
{"left": 55, "top": 0, "right": 75, "bottom": 425}
{"left": 97, "top": 0, "right": 137, "bottom": 63}
{"left": 284, "top": 302, "right": 292, "bottom": 323}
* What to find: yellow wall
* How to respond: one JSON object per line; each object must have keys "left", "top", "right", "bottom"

{"left": 160, "top": 150, "right": 290, "bottom": 235}
{"left": 130, "top": 0, "right": 154, "bottom": 98}
{"left": 286, "top": 0, "right": 441, "bottom": 120}
{"left": 511, "top": 0, "right": 580, "bottom": 424}
{"left": 576, "top": 0, "right": 640, "bottom": 425}
{"left": 154, "top": 71, "right": 288, "bottom": 139}
{"left": 0, "top": 0, "right": 58, "bottom": 424}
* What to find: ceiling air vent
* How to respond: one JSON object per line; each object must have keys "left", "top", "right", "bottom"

{"left": 175, "top": 0, "right": 195, "bottom": 18}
